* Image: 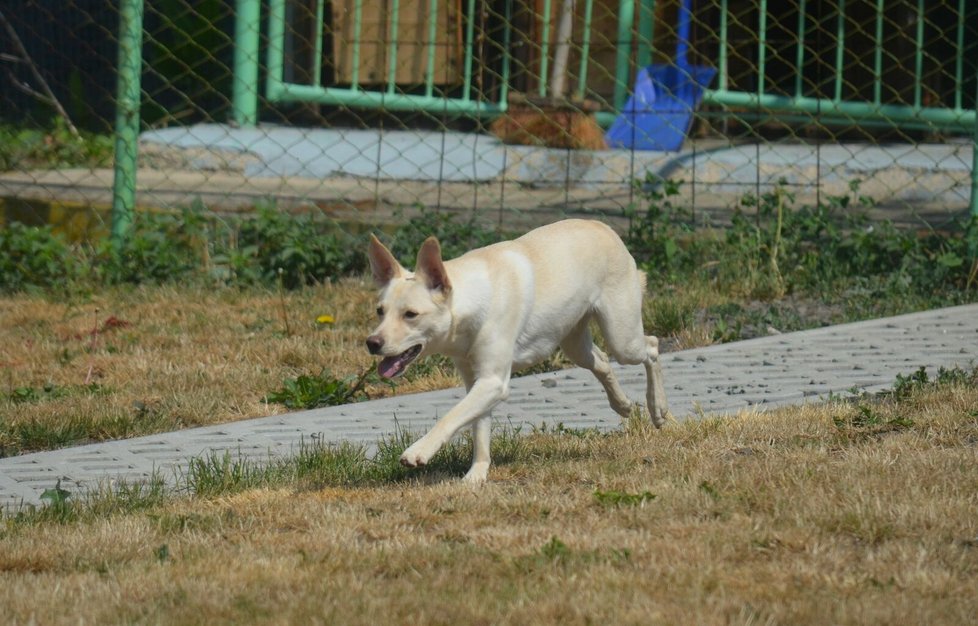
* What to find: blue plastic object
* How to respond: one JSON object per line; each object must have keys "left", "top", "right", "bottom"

{"left": 606, "top": 0, "right": 717, "bottom": 151}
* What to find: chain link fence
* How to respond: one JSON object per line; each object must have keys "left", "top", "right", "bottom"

{"left": 1, "top": 0, "right": 976, "bottom": 244}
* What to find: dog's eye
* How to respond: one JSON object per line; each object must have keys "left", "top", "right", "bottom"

{"left": 376, "top": 307, "right": 384, "bottom": 318}
{"left": 403, "top": 310, "right": 419, "bottom": 320}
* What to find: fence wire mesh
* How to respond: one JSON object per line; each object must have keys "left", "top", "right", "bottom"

{"left": 1, "top": 0, "right": 976, "bottom": 245}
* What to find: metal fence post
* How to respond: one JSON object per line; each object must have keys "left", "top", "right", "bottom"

{"left": 111, "top": 0, "right": 144, "bottom": 246}
{"left": 233, "top": 0, "right": 261, "bottom": 126}
{"left": 970, "top": 56, "right": 978, "bottom": 217}
{"left": 971, "top": 113, "right": 978, "bottom": 217}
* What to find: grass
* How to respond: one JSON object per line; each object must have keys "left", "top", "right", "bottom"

{"left": 1, "top": 378, "right": 976, "bottom": 624}
{"left": 0, "top": 282, "right": 460, "bottom": 457}
{"left": 0, "top": 270, "right": 975, "bottom": 457}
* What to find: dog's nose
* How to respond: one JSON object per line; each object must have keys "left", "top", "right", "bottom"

{"left": 366, "top": 336, "right": 384, "bottom": 355}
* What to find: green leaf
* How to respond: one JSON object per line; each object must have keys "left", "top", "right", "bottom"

{"left": 40, "top": 480, "right": 71, "bottom": 506}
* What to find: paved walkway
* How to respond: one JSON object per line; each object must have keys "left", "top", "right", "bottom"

{"left": 2, "top": 304, "right": 976, "bottom": 511}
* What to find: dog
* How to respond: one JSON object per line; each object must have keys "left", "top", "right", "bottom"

{"left": 365, "top": 219, "right": 669, "bottom": 482}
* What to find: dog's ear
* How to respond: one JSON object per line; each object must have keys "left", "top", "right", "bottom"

{"left": 367, "top": 234, "right": 403, "bottom": 287}
{"left": 415, "top": 236, "right": 451, "bottom": 294}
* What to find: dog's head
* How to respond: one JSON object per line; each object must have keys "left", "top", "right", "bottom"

{"left": 365, "top": 235, "right": 453, "bottom": 378}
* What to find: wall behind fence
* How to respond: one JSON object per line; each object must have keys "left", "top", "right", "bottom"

{"left": 1, "top": 0, "right": 975, "bottom": 244}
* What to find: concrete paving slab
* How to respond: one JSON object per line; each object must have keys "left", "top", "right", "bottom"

{"left": 138, "top": 125, "right": 974, "bottom": 202}
{"left": 1, "top": 303, "right": 976, "bottom": 512}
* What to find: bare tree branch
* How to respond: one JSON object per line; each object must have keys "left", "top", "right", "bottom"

{"left": 0, "top": 8, "right": 80, "bottom": 137}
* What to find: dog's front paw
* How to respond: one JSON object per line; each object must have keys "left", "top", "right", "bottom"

{"left": 399, "top": 438, "right": 438, "bottom": 468}
{"left": 649, "top": 406, "right": 669, "bottom": 429}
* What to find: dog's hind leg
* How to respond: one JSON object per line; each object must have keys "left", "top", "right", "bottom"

{"left": 561, "top": 319, "right": 634, "bottom": 418}
{"left": 641, "top": 335, "right": 669, "bottom": 428}
{"left": 594, "top": 278, "right": 669, "bottom": 428}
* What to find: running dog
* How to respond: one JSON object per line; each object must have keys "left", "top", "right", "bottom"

{"left": 366, "top": 219, "right": 668, "bottom": 482}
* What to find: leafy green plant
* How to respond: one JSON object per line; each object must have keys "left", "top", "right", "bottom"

{"left": 385, "top": 206, "right": 507, "bottom": 265}
{"left": 832, "top": 403, "right": 914, "bottom": 435}
{"left": 0, "top": 222, "right": 85, "bottom": 292}
{"left": 231, "top": 203, "right": 366, "bottom": 288}
{"left": 2, "top": 383, "right": 104, "bottom": 404}
{"left": 95, "top": 205, "right": 213, "bottom": 285}
{"left": 264, "top": 369, "right": 374, "bottom": 410}
{"left": 593, "top": 489, "right": 656, "bottom": 507}
{"left": 628, "top": 175, "right": 978, "bottom": 307}
{"left": 624, "top": 175, "right": 704, "bottom": 277}
{"left": 0, "top": 121, "right": 112, "bottom": 171}
{"left": 539, "top": 535, "right": 573, "bottom": 561}
{"left": 893, "top": 364, "right": 977, "bottom": 399}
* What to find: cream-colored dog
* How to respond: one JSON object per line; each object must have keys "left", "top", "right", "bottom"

{"left": 366, "top": 219, "right": 668, "bottom": 482}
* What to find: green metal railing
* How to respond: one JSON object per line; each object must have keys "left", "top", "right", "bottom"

{"left": 233, "top": 0, "right": 977, "bottom": 129}
{"left": 234, "top": 0, "right": 611, "bottom": 120}
{"left": 700, "top": 0, "right": 976, "bottom": 132}
{"left": 228, "top": 0, "right": 977, "bottom": 213}
{"left": 247, "top": 0, "right": 513, "bottom": 117}
{"left": 103, "top": 0, "right": 978, "bottom": 236}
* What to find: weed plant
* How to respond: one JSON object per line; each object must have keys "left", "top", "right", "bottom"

{"left": 3, "top": 184, "right": 974, "bottom": 307}
{"left": 0, "top": 222, "right": 84, "bottom": 293}
{"left": 0, "top": 121, "right": 112, "bottom": 171}
{"left": 0, "top": 204, "right": 508, "bottom": 293}
{"left": 264, "top": 368, "right": 379, "bottom": 409}
{"left": 383, "top": 206, "right": 507, "bottom": 265}
{"left": 625, "top": 176, "right": 978, "bottom": 325}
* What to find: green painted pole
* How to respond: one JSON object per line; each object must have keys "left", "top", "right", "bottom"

{"left": 313, "top": 0, "right": 325, "bottom": 87}
{"left": 794, "top": 0, "right": 806, "bottom": 98}
{"left": 873, "top": 0, "right": 883, "bottom": 105}
{"left": 758, "top": 0, "right": 767, "bottom": 95}
{"left": 955, "top": 0, "right": 964, "bottom": 110}
{"left": 964, "top": 0, "right": 976, "bottom": 217}
{"left": 718, "top": 0, "right": 727, "bottom": 90}
{"left": 834, "top": 0, "right": 844, "bottom": 102}
{"left": 972, "top": 64, "right": 978, "bottom": 217}
{"left": 971, "top": 125, "right": 978, "bottom": 216}
{"left": 274, "top": 82, "right": 505, "bottom": 114}
{"left": 232, "top": 0, "right": 261, "bottom": 126}
{"left": 267, "top": 0, "right": 286, "bottom": 98}
{"left": 636, "top": 0, "right": 654, "bottom": 70}
{"left": 913, "top": 0, "right": 923, "bottom": 109}
{"left": 425, "top": 0, "right": 439, "bottom": 97}
{"left": 613, "top": 0, "right": 634, "bottom": 110}
{"left": 463, "top": 0, "right": 477, "bottom": 100}
{"left": 386, "top": 0, "right": 400, "bottom": 94}
{"left": 700, "top": 90, "right": 975, "bottom": 129}
{"left": 576, "top": 0, "right": 594, "bottom": 98}
{"left": 111, "top": 0, "right": 143, "bottom": 246}
{"left": 352, "top": 0, "right": 362, "bottom": 88}
{"left": 499, "top": 0, "right": 512, "bottom": 105}
{"left": 539, "top": 0, "right": 552, "bottom": 97}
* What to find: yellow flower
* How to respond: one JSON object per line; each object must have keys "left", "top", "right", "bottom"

{"left": 316, "top": 314, "right": 335, "bottom": 325}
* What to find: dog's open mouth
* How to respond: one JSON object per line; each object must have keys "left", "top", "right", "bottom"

{"left": 377, "top": 344, "right": 423, "bottom": 379}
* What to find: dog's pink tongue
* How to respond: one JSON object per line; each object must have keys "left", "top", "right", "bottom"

{"left": 378, "top": 356, "right": 405, "bottom": 379}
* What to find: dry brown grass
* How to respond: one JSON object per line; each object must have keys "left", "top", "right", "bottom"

{"left": 2, "top": 384, "right": 976, "bottom": 624}
{"left": 0, "top": 281, "right": 460, "bottom": 455}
